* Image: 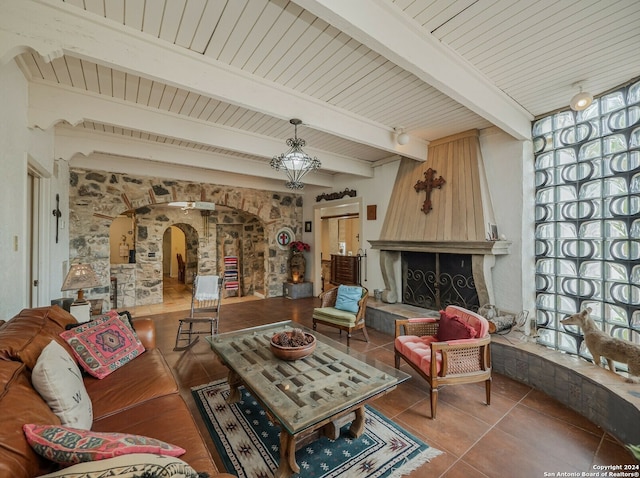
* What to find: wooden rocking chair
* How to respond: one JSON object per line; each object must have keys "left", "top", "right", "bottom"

{"left": 174, "top": 274, "right": 223, "bottom": 351}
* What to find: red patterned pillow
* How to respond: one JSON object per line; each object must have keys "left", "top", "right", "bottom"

{"left": 436, "top": 310, "right": 478, "bottom": 341}
{"left": 23, "top": 424, "right": 185, "bottom": 466}
{"left": 59, "top": 313, "right": 144, "bottom": 379}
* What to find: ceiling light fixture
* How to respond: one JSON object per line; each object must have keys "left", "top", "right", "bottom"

{"left": 394, "top": 127, "right": 410, "bottom": 145}
{"left": 569, "top": 83, "right": 593, "bottom": 111}
{"left": 270, "top": 119, "right": 321, "bottom": 190}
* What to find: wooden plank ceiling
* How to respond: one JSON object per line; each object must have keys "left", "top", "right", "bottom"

{"left": 12, "top": 0, "right": 640, "bottom": 187}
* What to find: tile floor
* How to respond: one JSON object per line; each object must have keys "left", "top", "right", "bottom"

{"left": 128, "top": 277, "right": 636, "bottom": 477}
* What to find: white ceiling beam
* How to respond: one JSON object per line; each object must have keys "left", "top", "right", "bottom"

{"left": 294, "top": 0, "right": 534, "bottom": 141}
{"left": 55, "top": 127, "right": 335, "bottom": 188}
{"left": 1, "top": 0, "right": 428, "bottom": 160}
{"left": 70, "top": 152, "right": 298, "bottom": 193}
{"left": 30, "top": 81, "right": 372, "bottom": 179}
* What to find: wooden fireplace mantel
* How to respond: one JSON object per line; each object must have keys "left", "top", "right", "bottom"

{"left": 368, "top": 240, "right": 511, "bottom": 255}
{"left": 368, "top": 240, "right": 512, "bottom": 306}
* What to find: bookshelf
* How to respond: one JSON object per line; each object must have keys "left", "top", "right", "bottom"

{"left": 223, "top": 256, "right": 240, "bottom": 297}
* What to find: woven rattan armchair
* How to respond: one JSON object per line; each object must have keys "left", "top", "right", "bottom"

{"left": 394, "top": 305, "right": 491, "bottom": 419}
{"left": 312, "top": 286, "right": 369, "bottom": 346}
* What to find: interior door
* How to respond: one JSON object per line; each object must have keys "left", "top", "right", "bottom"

{"left": 27, "top": 172, "right": 40, "bottom": 307}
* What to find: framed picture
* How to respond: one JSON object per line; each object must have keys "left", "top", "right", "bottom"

{"left": 367, "top": 205, "right": 377, "bottom": 220}
{"left": 304, "top": 221, "right": 312, "bottom": 233}
{"left": 276, "top": 227, "right": 295, "bottom": 250}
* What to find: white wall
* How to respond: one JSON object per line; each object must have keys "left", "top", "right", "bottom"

{"left": 303, "top": 131, "right": 534, "bottom": 316}
{"left": 0, "top": 60, "right": 28, "bottom": 318}
{"left": 0, "top": 59, "right": 60, "bottom": 319}
{"left": 304, "top": 160, "right": 401, "bottom": 295}
{"left": 480, "top": 127, "right": 535, "bottom": 315}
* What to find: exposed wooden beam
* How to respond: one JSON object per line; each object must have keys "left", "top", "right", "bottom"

{"left": 0, "top": 0, "right": 429, "bottom": 160}
{"left": 295, "top": 0, "right": 533, "bottom": 141}
{"left": 55, "top": 127, "right": 336, "bottom": 188}
{"left": 31, "top": 82, "right": 372, "bottom": 179}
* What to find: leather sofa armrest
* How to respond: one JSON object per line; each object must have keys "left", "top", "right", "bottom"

{"left": 132, "top": 318, "right": 156, "bottom": 349}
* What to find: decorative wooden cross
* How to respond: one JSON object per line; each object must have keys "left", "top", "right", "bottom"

{"left": 52, "top": 193, "right": 62, "bottom": 243}
{"left": 414, "top": 168, "right": 446, "bottom": 214}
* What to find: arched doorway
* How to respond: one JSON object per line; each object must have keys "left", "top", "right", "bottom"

{"left": 70, "top": 169, "right": 301, "bottom": 309}
{"left": 163, "top": 226, "right": 184, "bottom": 279}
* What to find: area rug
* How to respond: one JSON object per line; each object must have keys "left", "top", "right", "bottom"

{"left": 192, "top": 379, "right": 441, "bottom": 478}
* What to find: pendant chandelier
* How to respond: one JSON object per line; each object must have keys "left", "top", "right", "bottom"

{"left": 270, "top": 119, "right": 321, "bottom": 190}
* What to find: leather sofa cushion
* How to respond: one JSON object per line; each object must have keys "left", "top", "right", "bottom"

{"left": 86, "top": 348, "right": 178, "bottom": 421}
{"left": 0, "top": 306, "right": 76, "bottom": 369}
{"left": 92, "top": 394, "right": 217, "bottom": 477}
{"left": 0, "top": 360, "right": 60, "bottom": 478}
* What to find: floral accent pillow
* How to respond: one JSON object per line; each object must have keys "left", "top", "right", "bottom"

{"left": 60, "top": 313, "right": 145, "bottom": 379}
{"left": 23, "top": 424, "right": 185, "bottom": 466}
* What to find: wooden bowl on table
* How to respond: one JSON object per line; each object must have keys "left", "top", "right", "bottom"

{"left": 270, "top": 330, "right": 316, "bottom": 361}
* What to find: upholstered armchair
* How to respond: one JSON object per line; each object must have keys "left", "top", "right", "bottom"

{"left": 394, "top": 305, "right": 491, "bottom": 419}
{"left": 313, "top": 286, "right": 369, "bottom": 346}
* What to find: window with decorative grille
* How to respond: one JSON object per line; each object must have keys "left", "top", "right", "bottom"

{"left": 533, "top": 78, "right": 640, "bottom": 367}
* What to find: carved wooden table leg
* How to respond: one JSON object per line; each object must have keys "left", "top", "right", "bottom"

{"left": 348, "top": 406, "right": 366, "bottom": 438}
{"left": 275, "top": 430, "right": 299, "bottom": 478}
{"left": 226, "top": 369, "right": 242, "bottom": 404}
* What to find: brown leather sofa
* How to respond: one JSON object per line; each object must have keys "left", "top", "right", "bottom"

{"left": 0, "top": 305, "right": 234, "bottom": 478}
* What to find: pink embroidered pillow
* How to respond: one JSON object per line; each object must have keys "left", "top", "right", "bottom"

{"left": 436, "top": 310, "right": 478, "bottom": 341}
{"left": 23, "top": 424, "right": 185, "bottom": 466}
{"left": 60, "top": 313, "right": 144, "bottom": 379}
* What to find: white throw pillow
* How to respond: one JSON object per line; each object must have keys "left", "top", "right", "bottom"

{"left": 35, "top": 453, "right": 200, "bottom": 477}
{"left": 32, "top": 340, "right": 93, "bottom": 429}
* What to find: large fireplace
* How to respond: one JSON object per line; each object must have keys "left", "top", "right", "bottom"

{"left": 369, "top": 130, "right": 510, "bottom": 310}
{"left": 403, "top": 251, "right": 478, "bottom": 310}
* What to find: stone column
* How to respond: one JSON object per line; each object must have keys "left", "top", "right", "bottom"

{"left": 380, "top": 250, "right": 400, "bottom": 303}
{"left": 471, "top": 254, "right": 496, "bottom": 306}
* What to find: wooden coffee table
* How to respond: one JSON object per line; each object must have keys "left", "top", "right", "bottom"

{"left": 207, "top": 321, "right": 409, "bottom": 478}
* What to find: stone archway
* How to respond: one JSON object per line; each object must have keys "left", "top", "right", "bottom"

{"left": 69, "top": 169, "right": 301, "bottom": 309}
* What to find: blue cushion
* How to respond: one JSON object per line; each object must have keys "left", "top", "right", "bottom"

{"left": 334, "top": 285, "right": 362, "bottom": 313}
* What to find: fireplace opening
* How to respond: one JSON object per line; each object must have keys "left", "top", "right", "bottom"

{"left": 402, "top": 251, "right": 479, "bottom": 311}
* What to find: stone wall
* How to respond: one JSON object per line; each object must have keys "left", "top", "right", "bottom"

{"left": 69, "top": 169, "right": 302, "bottom": 308}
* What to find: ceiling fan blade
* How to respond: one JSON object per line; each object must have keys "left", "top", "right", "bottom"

{"left": 194, "top": 201, "right": 216, "bottom": 210}
{"left": 167, "top": 201, "right": 215, "bottom": 210}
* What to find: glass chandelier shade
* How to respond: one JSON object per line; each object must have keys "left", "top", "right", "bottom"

{"left": 270, "top": 119, "right": 321, "bottom": 190}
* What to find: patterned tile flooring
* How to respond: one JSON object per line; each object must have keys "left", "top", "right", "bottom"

{"left": 132, "top": 277, "right": 636, "bottom": 477}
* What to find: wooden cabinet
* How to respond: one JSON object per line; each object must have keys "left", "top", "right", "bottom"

{"left": 330, "top": 254, "right": 361, "bottom": 285}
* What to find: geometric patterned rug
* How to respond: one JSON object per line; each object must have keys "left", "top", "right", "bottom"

{"left": 192, "top": 379, "right": 442, "bottom": 478}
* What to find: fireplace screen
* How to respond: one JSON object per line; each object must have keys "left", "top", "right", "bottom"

{"left": 402, "top": 252, "right": 479, "bottom": 310}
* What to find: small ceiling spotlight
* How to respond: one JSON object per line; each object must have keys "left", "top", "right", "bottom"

{"left": 394, "top": 127, "right": 410, "bottom": 145}
{"left": 569, "top": 83, "right": 593, "bottom": 111}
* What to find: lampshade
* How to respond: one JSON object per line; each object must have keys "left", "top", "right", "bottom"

{"left": 270, "top": 119, "right": 321, "bottom": 190}
{"left": 570, "top": 89, "right": 593, "bottom": 111}
{"left": 61, "top": 263, "right": 101, "bottom": 304}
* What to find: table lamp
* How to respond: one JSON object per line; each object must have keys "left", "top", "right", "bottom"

{"left": 61, "top": 263, "right": 101, "bottom": 304}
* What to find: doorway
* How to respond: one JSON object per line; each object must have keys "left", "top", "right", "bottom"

{"left": 27, "top": 172, "right": 39, "bottom": 307}
{"left": 315, "top": 198, "right": 363, "bottom": 293}
{"left": 163, "top": 226, "right": 186, "bottom": 281}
